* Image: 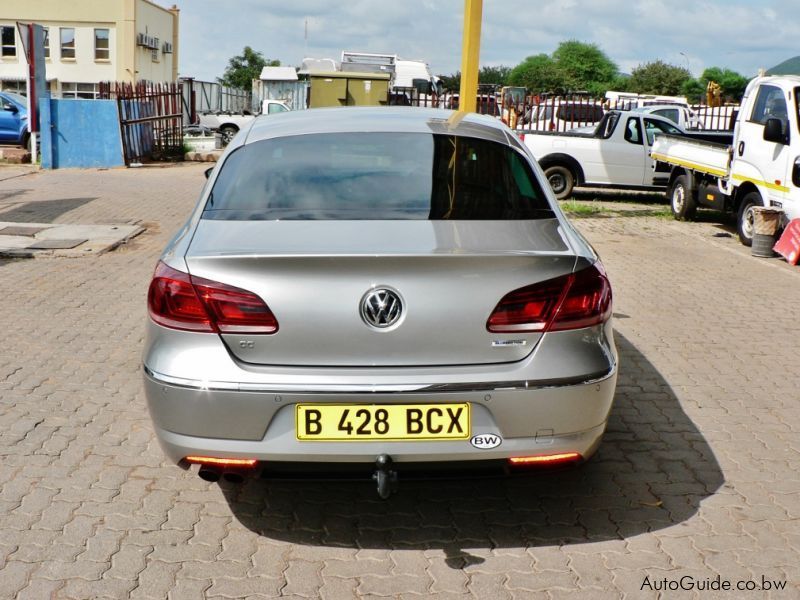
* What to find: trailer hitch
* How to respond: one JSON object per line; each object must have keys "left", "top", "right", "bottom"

{"left": 372, "top": 454, "right": 398, "bottom": 499}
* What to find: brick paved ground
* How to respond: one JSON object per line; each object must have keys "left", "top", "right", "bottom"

{"left": 0, "top": 164, "right": 798, "bottom": 598}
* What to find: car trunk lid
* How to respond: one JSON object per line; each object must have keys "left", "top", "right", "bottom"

{"left": 185, "top": 219, "right": 577, "bottom": 367}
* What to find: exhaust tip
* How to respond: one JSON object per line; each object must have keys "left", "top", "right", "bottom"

{"left": 198, "top": 466, "right": 221, "bottom": 482}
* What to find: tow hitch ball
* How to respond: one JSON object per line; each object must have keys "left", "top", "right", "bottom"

{"left": 373, "top": 454, "right": 398, "bottom": 499}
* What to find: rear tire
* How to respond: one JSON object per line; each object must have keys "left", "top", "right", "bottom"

{"left": 737, "top": 191, "right": 761, "bottom": 247}
{"left": 544, "top": 165, "right": 575, "bottom": 200}
{"left": 220, "top": 125, "right": 238, "bottom": 146}
{"left": 669, "top": 175, "right": 696, "bottom": 221}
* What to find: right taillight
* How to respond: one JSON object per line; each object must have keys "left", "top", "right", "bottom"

{"left": 148, "top": 261, "right": 278, "bottom": 334}
{"left": 487, "top": 263, "right": 612, "bottom": 333}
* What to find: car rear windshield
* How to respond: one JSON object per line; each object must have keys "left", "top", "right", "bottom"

{"left": 203, "top": 133, "right": 554, "bottom": 220}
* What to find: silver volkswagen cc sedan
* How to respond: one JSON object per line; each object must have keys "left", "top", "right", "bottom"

{"left": 143, "top": 107, "right": 617, "bottom": 497}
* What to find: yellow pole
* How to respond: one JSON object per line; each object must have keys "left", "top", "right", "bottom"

{"left": 458, "top": 0, "right": 483, "bottom": 113}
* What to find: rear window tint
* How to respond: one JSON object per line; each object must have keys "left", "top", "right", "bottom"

{"left": 203, "top": 133, "right": 554, "bottom": 220}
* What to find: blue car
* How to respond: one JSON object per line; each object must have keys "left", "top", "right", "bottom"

{"left": 0, "top": 92, "right": 29, "bottom": 149}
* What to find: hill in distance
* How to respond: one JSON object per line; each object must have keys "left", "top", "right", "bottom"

{"left": 767, "top": 56, "right": 800, "bottom": 75}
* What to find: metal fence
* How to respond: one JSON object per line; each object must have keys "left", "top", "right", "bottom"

{"left": 99, "top": 81, "right": 184, "bottom": 165}
{"left": 179, "top": 78, "right": 252, "bottom": 124}
{"left": 251, "top": 80, "right": 310, "bottom": 112}
{"left": 402, "top": 89, "right": 739, "bottom": 132}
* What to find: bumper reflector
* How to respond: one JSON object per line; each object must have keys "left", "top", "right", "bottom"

{"left": 508, "top": 452, "right": 582, "bottom": 466}
{"left": 185, "top": 456, "right": 257, "bottom": 467}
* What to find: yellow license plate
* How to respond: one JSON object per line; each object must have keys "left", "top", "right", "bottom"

{"left": 296, "top": 403, "right": 471, "bottom": 441}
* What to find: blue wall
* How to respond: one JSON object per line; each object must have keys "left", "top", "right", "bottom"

{"left": 40, "top": 99, "right": 124, "bottom": 169}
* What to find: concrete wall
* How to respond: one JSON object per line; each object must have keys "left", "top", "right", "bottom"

{"left": 41, "top": 98, "right": 124, "bottom": 169}
{"left": 0, "top": 0, "right": 178, "bottom": 87}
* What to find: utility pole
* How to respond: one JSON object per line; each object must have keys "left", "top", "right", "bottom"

{"left": 458, "top": 0, "right": 482, "bottom": 113}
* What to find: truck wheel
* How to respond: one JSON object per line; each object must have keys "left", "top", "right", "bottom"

{"left": 737, "top": 191, "right": 761, "bottom": 247}
{"left": 220, "top": 125, "right": 238, "bottom": 146}
{"left": 669, "top": 175, "right": 696, "bottom": 221}
{"left": 544, "top": 165, "right": 575, "bottom": 200}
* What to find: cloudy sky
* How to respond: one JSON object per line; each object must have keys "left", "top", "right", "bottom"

{"left": 176, "top": 0, "right": 800, "bottom": 82}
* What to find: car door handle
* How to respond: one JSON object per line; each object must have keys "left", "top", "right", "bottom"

{"left": 738, "top": 141, "right": 745, "bottom": 156}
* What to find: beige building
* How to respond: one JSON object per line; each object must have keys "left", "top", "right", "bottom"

{"left": 0, "top": 0, "right": 179, "bottom": 98}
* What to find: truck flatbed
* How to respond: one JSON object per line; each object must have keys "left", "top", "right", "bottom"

{"left": 650, "top": 133, "right": 732, "bottom": 178}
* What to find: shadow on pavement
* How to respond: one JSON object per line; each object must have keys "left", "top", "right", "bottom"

{"left": 0, "top": 197, "right": 95, "bottom": 223}
{"left": 221, "top": 332, "right": 723, "bottom": 565}
{"left": 573, "top": 189, "right": 665, "bottom": 204}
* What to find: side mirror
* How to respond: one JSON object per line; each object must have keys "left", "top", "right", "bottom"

{"left": 763, "top": 118, "right": 788, "bottom": 145}
{"left": 204, "top": 167, "right": 214, "bottom": 179}
{"left": 2, "top": 102, "right": 18, "bottom": 113}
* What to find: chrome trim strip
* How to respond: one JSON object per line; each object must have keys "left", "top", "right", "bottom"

{"left": 143, "top": 365, "right": 615, "bottom": 394}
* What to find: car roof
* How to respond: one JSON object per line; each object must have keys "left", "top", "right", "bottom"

{"left": 243, "top": 106, "right": 510, "bottom": 146}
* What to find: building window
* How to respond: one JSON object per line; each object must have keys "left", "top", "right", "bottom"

{"left": 1, "top": 80, "right": 26, "bottom": 96}
{"left": 94, "top": 28, "right": 109, "bottom": 60}
{"left": 61, "top": 82, "right": 99, "bottom": 99}
{"left": 1, "top": 25, "right": 16, "bottom": 58}
{"left": 60, "top": 27, "right": 75, "bottom": 60}
{"left": 42, "top": 27, "right": 50, "bottom": 59}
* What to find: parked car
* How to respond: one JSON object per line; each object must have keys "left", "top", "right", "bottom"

{"left": 198, "top": 99, "right": 290, "bottom": 146}
{"left": 631, "top": 104, "right": 702, "bottom": 130}
{"left": 526, "top": 101, "right": 605, "bottom": 132}
{"left": 523, "top": 110, "right": 697, "bottom": 199}
{"left": 0, "top": 92, "right": 29, "bottom": 149}
{"left": 143, "top": 107, "right": 618, "bottom": 498}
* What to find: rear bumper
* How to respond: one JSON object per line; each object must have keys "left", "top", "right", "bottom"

{"left": 143, "top": 319, "right": 617, "bottom": 465}
{"left": 144, "top": 367, "right": 616, "bottom": 465}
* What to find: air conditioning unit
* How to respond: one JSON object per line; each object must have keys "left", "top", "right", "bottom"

{"left": 137, "top": 32, "right": 147, "bottom": 46}
{"left": 162, "top": 42, "right": 173, "bottom": 54}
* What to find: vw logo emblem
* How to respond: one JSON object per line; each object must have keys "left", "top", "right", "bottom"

{"left": 361, "top": 288, "right": 403, "bottom": 329}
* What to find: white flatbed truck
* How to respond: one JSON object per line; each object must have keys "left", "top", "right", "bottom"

{"left": 651, "top": 75, "right": 800, "bottom": 245}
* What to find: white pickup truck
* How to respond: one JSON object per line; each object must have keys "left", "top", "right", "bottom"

{"left": 651, "top": 75, "right": 800, "bottom": 245}
{"left": 521, "top": 110, "right": 717, "bottom": 199}
{"left": 198, "top": 99, "right": 290, "bottom": 145}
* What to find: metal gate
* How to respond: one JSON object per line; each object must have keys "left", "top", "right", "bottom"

{"left": 100, "top": 82, "right": 184, "bottom": 165}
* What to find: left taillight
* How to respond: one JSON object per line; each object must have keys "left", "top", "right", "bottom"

{"left": 486, "top": 263, "right": 612, "bottom": 333}
{"left": 147, "top": 261, "right": 278, "bottom": 334}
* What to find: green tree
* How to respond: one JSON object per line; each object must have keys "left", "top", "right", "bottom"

{"left": 438, "top": 71, "right": 460, "bottom": 91}
{"left": 681, "top": 78, "right": 706, "bottom": 103}
{"left": 219, "top": 46, "right": 280, "bottom": 90}
{"left": 479, "top": 65, "right": 511, "bottom": 86}
{"left": 508, "top": 41, "right": 618, "bottom": 95}
{"left": 609, "top": 74, "right": 631, "bottom": 93}
{"left": 438, "top": 66, "right": 511, "bottom": 91}
{"left": 508, "top": 54, "right": 563, "bottom": 93}
{"left": 700, "top": 67, "right": 749, "bottom": 102}
{"left": 626, "top": 60, "right": 691, "bottom": 96}
{"left": 551, "top": 40, "right": 618, "bottom": 92}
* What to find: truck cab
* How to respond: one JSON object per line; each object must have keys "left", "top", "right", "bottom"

{"left": 652, "top": 76, "right": 800, "bottom": 245}
{"left": 729, "top": 76, "right": 800, "bottom": 234}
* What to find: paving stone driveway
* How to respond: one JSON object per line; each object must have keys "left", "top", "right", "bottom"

{"left": 0, "top": 164, "right": 798, "bottom": 599}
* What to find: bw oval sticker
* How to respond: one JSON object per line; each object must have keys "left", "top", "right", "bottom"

{"left": 470, "top": 433, "right": 502, "bottom": 449}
